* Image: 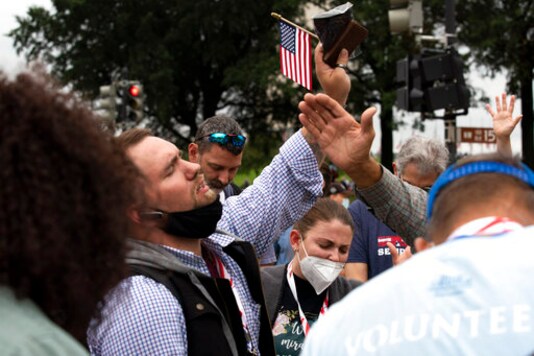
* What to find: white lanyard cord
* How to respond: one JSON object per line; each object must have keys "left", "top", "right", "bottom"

{"left": 286, "top": 261, "right": 329, "bottom": 336}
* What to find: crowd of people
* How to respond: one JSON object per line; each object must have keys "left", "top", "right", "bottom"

{"left": 1, "top": 39, "right": 531, "bottom": 356}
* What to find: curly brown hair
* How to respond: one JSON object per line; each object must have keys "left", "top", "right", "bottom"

{"left": 0, "top": 70, "right": 143, "bottom": 344}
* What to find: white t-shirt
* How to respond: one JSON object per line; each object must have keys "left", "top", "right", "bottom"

{"left": 302, "top": 224, "right": 534, "bottom": 356}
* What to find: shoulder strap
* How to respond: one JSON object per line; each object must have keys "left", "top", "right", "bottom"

{"left": 129, "top": 264, "right": 242, "bottom": 356}
{"left": 129, "top": 264, "right": 184, "bottom": 301}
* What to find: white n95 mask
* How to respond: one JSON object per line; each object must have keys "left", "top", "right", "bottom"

{"left": 298, "top": 241, "right": 344, "bottom": 295}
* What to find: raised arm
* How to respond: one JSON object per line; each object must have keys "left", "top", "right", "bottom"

{"left": 298, "top": 93, "right": 428, "bottom": 244}
{"left": 485, "top": 92, "right": 522, "bottom": 156}
{"left": 297, "top": 93, "right": 381, "bottom": 187}
{"left": 296, "top": 43, "right": 354, "bottom": 166}
{"left": 314, "top": 44, "right": 351, "bottom": 106}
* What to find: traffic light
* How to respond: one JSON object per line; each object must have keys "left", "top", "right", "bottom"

{"left": 419, "top": 50, "right": 469, "bottom": 112}
{"left": 125, "top": 81, "right": 144, "bottom": 122}
{"left": 388, "top": 0, "right": 423, "bottom": 34}
{"left": 395, "top": 49, "right": 470, "bottom": 114}
{"left": 98, "top": 84, "right": 117, "bottom": 121}
{"left": 395, "top": 55, "right": 424, "bottom": 111}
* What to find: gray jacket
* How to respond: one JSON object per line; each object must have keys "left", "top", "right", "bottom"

{"left": 260, "top": 264, "right": 361, "bottom": 325}
{"left": 126, "top": 237, "right": 242, "bottom": 356}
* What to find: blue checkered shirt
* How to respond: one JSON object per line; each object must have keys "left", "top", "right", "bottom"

{"left": 87, "top": 130, "right": 322, "bottom": 355}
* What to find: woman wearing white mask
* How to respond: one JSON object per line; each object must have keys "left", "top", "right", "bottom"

{"left": 261, "top": 198, "right": 361, "bottom": 355}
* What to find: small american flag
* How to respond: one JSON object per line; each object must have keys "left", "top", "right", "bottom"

{"left": 279, "top": 21, "right": 312, "bottom": 90}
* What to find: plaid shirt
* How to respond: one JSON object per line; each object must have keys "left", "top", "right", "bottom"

{"left": 357, "top": 166, "right": 428, "bottom": 246}
{"left": 87, "top": 130, "right": 322, "bottom": 355}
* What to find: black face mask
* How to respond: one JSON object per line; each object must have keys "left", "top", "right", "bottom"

{"left": 161, "top": 198, "right": 223, "bottom": 239}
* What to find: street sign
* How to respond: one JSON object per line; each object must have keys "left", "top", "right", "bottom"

{"left": 459, "top": 127, "right": 496, "bottom": 144}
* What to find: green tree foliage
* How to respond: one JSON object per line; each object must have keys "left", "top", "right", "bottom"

{"left": 456, "top": 0, "right": 534, "bottom": 167}
{"left": 9, "top": 0, "right": 445, "bottom": 172}
{"left": 330, "top": 0, "right": 444, "bottom": 170}
{"left": 10, "top": 0, "right": 312, "bottom": 149}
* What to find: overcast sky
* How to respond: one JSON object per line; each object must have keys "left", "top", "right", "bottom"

{"left": 0, "top": 1, "right": 52, "bottom": 74}
{"left": 0, "top": 1, "right": 521, "bottom": 154}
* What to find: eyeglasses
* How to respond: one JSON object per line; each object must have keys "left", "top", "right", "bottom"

{"left": 197, "top": 132, "right": 246, "bottom": 148}
{"left": 400, "top": 176, "right": 432, "bottom": 193}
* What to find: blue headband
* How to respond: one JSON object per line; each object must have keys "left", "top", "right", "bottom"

{"left": 427, "top": 161, "right": 534, "bottom": 219}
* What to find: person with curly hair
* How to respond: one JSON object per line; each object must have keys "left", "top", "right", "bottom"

{"left": 0, "top": 70, "right": 143, "bottom": 354}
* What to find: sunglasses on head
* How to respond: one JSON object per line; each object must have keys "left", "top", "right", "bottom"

{"left": 197, "top": 132, "right": 246, "bottom": 148}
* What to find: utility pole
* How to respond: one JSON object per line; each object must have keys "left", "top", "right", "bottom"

{"left": 444, "top": 0, "right": 458, "bottom": 164}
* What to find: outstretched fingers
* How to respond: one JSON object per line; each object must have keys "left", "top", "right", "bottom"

{"left": 501, "top": 92, "right": 508, "bottom": 112}
{"left": 299, "top": 95, "right": 328, "bottom": 131}
{"left": 360, "top": 107, "right": 377, "bottom": 134}
{"left": 485, "top": 103, "right": 496, "bottom": 117}
{"left": 314, "top": 93, "right": 347, "bottom": 119}
{"left": 508, "top": 95, "right": 516, "bottom": 113}
{"left": 299, "top": 112, "right": 322, "bottom": 138}
{"left": 495, "top": 94, "right": 502, "bottom": 112}
{"left": 513, "top": 114, "right": 523, "bottom": 127}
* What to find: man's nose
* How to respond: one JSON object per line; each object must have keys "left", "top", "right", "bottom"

{"left": 184, "top": 160, "right": 201, "bottom": 180}
{"left": 217, "top": 170, "right": 230, "bottom": 185}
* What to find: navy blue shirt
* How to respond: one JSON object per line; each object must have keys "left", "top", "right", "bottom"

{"left": 347, "top": 200, "right": 407, "bottom": 279}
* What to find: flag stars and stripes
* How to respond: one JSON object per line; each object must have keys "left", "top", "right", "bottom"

{"left": 279, "top": 21, "right": 312, "bottom": 90}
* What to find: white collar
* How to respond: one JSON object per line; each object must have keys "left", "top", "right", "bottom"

{"left": 447, "top": 216, "right": 523, "bottom": 241}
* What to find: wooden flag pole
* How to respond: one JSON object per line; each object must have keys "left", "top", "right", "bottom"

{"left": 271, "top": 12, "right": 319, "bottom": 40}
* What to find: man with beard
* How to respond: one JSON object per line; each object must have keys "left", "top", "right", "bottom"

{"left": 188, "top": 115, "right": 277, "bottom": 265}
{"left": 87, "top": 45, "right": 354, "bottom": 355}
{"left": 188, "top": 115, "right": 245, "bottom": 202}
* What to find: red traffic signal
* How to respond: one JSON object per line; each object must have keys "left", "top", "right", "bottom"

{"left": 128, "top": 85, "right": 141, "bottom": 97}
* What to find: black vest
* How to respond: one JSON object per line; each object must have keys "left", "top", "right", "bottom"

{"left": 130, "top": 240, "right": 275, "bottom": 356}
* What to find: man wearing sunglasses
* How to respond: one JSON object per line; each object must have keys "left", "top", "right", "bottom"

{"left": 88, "top": 44, "right": 353, "bottom": 355}
{"left": 189, "top": 117, "right": 246, "bottom": 202}
{"left": 189, "top": 116, "right": 278, "bottom": 266}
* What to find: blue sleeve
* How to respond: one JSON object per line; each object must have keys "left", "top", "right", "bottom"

{"left": 346, "top": 200, "right": 369, "bottom": 263}
{"left": 88, "top": 276, "right": 187, "bottom": 355}
{"left": 217, "top": 130, "right": 323, "bottom": 256}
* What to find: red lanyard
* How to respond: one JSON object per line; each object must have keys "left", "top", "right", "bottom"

{"left": 448, "top": 216, "right": 522, "bottom": 241}
{"left": 204, "top": 248, "right": 253, "bottom": 352}
{"left": 286, "top": 261, "right": 329, "bottom": 336}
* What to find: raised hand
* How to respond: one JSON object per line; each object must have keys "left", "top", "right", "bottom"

{"left": 485, "top": 93, "right": 522, "bottom": 156}
{"left": 314, "top": 44, "right": 351, "bottom": 106}
{"left": 298, "top": 93, "right": 380, "bottom": 187}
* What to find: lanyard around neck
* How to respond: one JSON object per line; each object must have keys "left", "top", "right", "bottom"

{"left": 208, "top": 250, "right": 254, "bottom": 353}
{"left": 448, "top": 216, "right": 523, "bottom": 241}
{"left": 286, "top": 261, "right": 329, "bottom": 336}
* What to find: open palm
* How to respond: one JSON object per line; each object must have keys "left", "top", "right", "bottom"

{"left": 298, "top": 93, "right": 377, "bottom": 173}
{"left": 486, "top": 93, "right": 522, "bottom": 138}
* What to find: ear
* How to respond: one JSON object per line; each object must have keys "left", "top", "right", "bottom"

{"left": 414, "top": 237, "right": 433, "bottom": 253}
{"left": 128, "top": 206, "right": 144, "bottom": 224}
{"left": 188, "top": 143, "right": 200, "bottom": 163}
{"left": 289, "top": 230, "right": 302, "bottom": 252}
{"left": 129, "top": 206, "right": 164, "bottom": 228}
{"left": 392, "top": 162, "right": 398, "bottom": 176}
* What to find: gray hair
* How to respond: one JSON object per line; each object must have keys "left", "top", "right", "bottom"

{"left": 396, "top": 136, "right": 449, "bottom": 176}
{"left": 194, "top": 115, "right": 244, "bottom": 155}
